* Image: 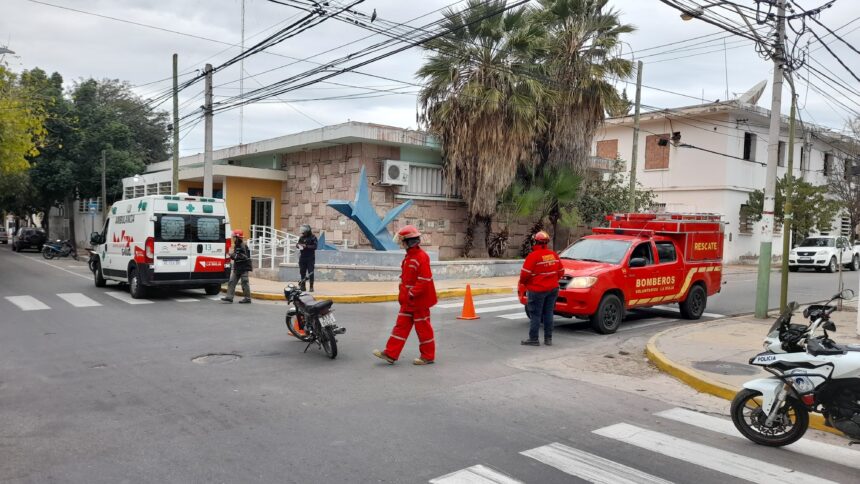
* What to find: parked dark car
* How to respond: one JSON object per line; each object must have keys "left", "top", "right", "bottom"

{"left": 12, "top": 227, "right": 47, "bottom": 252}
{"left": 0, "top": 226, "right": 8, "bottom": 244}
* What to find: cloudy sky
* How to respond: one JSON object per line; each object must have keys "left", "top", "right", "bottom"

{"left": 3, "top": 0, "right": 859, "bottom": 157}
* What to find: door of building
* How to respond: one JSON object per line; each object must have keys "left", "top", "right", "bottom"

{"left": 251, "top": 198, "right": 273, "bottom": 228}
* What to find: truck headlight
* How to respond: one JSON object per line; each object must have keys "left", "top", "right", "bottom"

{"left": 817, "top": 250, "right": 828, "bottom": 256}
{"left": 568, "top": 276, "right": 598, "bottom": 288}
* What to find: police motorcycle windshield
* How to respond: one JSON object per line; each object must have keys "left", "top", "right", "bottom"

{"left": 768, "top": 301, "right": 799, "bottom": 334}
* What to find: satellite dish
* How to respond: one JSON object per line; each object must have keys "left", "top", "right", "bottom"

{"left": 737, "top": 80, "right": 767, "bottom": 105}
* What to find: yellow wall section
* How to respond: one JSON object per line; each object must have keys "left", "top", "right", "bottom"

{"left": 224, "top": 177, "right": 283, "bottom": 237}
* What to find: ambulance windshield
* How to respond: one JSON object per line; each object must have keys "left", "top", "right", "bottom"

{"left": 560, "top": 239, "right": 631, "bottom": 265}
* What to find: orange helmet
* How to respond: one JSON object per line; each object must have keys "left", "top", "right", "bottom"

{"left": 232, "top": 229, "right": 244, "bottom": 238}
{"left": 533, "top": 230, "right": 550, "bottom": 244}
{"left": 397, "top": 225, "right": 421, "bottom": 239}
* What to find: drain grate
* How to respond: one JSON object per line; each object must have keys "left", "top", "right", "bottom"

{"left": 192, "top": 353, "right": 241, "bottom": 365}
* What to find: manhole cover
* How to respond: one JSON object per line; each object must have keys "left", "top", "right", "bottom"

{"left": 192, "top": 353, "right": 241, "bottom": 365}
{"left": 692, "top": 360, "right": 759, "bottom": 376}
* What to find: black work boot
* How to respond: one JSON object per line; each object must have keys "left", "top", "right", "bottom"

{"left": 238, "top": 298, "right": 251, "bottom": 304}
{"left": 521, "top": 339, "right": 540, "bottom": 346}
{"left": 544, "top": 338, "right": 553, "bottom": 346}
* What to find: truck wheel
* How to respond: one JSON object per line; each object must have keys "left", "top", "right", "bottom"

{"left": 679, "top": 284, "right": 707, "bottom": 320}
{"left": 93, "top": 260, "right": 107, "bottom": 288}
{"left": 851, "top": 255, "right": 859, "bottom": 271}
{"left": 204, "top": 284, "right": 221, "bottom": 295}
{"left": 128, "top": 267, "right": 147, "bottom": 299}
{"left": 826, "top": 257, "right": 837, "bottom": 273}
{"left": 590, "top": 294, "right": 623, "bottom": 334}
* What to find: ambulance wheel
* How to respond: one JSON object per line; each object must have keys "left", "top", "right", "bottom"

{"left": 680, "top": 284, "right": 707, "bottom": 320}
{"left": 93, "top": 260, "right": 106, "bottom": 288}
{"left": 591, "top": 294, "right": 623, "bottom": 334}
{"left": 128, "top": 267, "right": 147, "bottom": 299}
{"left": 204, "top": 284, "right": 221, "bottom": 295}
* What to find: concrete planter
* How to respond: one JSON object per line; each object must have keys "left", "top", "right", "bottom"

{"left": 279, "top": 258, "right": 522, "bottom": 282}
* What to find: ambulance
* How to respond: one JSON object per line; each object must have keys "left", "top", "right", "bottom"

{"left": 519, "top": 213, "right": 725, "bottom": 334}
{"left": 89, "top": 194, "right": 233, "bottom": 298}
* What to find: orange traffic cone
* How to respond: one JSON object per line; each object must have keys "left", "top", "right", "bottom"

{"left": 457, "top": 284, "right": 480, "bottom": 320}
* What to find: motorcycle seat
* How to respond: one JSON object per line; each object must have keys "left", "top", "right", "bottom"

{"left": 305, "top": 299, "right": 333, "bottom": 315}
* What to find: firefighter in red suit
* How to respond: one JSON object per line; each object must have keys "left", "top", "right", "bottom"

{"left": 373, "top": 225, "right": 438, "bottom": 365}
{"left": 520, "top": 230, "right": 564, "bottom": 346}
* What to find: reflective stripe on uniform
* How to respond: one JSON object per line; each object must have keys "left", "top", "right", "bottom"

{"left": 417, "top": 276, "right": 433, "bottom": 281}
{"left": 390, "top": 333, "right": 407, "bottom": 341}
{"left": 398, "top": 312, "right": 412, "bottom": 318}
{"left": 420, "top": 338, "right": 435, "bottom": 345}
{"left": 414, "top": 317, "right": 429, "bottom": 322}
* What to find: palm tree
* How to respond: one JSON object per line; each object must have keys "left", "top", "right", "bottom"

{"left": 417, "top": 0, "right": 549, "bottom": 255}
{"left": 533, "top": 0, "right": 635, "bottom": 171}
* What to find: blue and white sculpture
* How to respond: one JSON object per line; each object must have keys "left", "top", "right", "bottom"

{"left": 327, "top": 165, "right": 413, "bottom": 251}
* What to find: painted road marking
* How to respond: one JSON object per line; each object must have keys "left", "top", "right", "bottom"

{"left": 172, "top": 298, "right": 199, "bottom": 303}
{"left": 498, "top": 312, "right": 527, "bottom": 320}
{"left": 521, "top": 442, "right": 673, "bottom": 484}
{"left": 648, "top": 305, "right": 725, "bottom": 319}
{"left": 617, "top": 319, "right": 681, "bottom": 333}
{"left": 655, "top": 407, "right": 860, "bottom": 471}
{"left": 476, "top": 303, "right": 527, "bottom": 314}
{"left": 57, "top": 293, "right": 101, "bottom": 308}
{"left": 105, "top": 292, "right": 153, "bottom": 305}
{"left": 437, "top": 296, "right": 520, "bottom": 309}
{"left": 429, "top": 464, "right": 522, "bottom": 484}
{"left": 593, "top": 423, "right": 836, "bottom": 484}
{"left": 5, "top": 296, "right": 50, "bottom": 311}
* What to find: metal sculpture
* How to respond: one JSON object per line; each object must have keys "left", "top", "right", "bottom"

{"left": 327, "top": 165, "right": 413, "bottom": 250}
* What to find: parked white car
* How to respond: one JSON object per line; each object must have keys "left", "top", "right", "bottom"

{"left": 787, "top": 235, "right": 860, "bottom": 272}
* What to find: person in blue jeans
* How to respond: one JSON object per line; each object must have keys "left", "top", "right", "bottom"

{"left": 519, "top": 231, "right": 564, "bottom": 346}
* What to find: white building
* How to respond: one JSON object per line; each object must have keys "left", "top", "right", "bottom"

{"left": 592, "top": 90, "right": 858, "bottom": 263}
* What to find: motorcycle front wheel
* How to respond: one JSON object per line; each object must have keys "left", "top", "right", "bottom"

{"left": 320, "top": 325, "right": 338, "bottom": 359}
{"left": 285, "top": 313, "right": 311, "bottom": 342}
{"left": 730, "top": 388, "right": 808, "bottom": 447}
{"left": 42, "top": 247, "right": 54, "bottom": 259}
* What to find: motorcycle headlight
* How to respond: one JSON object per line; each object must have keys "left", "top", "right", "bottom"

{"left": 568, "top": 276, "right": 598, "bottom": 289}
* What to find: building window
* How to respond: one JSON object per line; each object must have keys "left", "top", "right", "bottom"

{"left": 777, "top": 141, "right": 786, "bottom": 167}
{"left": 596, "top": 139, "right": 619, "bottom": 160}
{"left": 823, "top": 153, "right": 834, "bottom": 177}
{"left": 841, "top": 216, "right": 852, "bottom": 237}
{"left": 124, "top": 186, "right": 134, "bottom": 199}
{"left": 743, "top": 132, "right": 756, "bottom": 161}
{"left": 158, "top": 182, "right": 172, "bottom": 195}
{"left": 739, "top": 204, "right": 754, "bottom": 234}
{"left": 645, "top": 133, "right": 670, "bottom": 170}
{"left": 652, "top": 202, "right": 667, "bottom": 213}
{"left": 400, "top": 163, "right": 461, "bottom": 199}
{"left": 77, "top": 197, "right": 103, "bottom": 213}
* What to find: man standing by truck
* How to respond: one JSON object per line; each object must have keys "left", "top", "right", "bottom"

{"left": 222, "top": 230, "right": 252, "bottom": 304}
{"left": 520, "top": 231, "right": 564, "bottom": 346}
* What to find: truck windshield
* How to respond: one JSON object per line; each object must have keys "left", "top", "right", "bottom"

{"left": 798, "top": 237, "right": 834, "bottom": 248}
{"left": 559, "top": 239, "right": 631, "bottom": 264}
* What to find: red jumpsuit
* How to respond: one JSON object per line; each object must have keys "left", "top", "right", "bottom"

{"left": 383, "top": 245, "right": 438, "bottom": 361}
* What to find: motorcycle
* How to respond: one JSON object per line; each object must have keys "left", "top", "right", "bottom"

{"left": 42, "top": 239, "right": 78, "bottom": 260}
{"left": 283, "top": 275, "right": 345, "bottom": 359}
{"left": 731, "top": 290, "right": 860, "bottom": 446}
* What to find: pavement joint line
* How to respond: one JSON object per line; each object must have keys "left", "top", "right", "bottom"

{"left": 13, "top": 251, "right": 91, "bottom": 281}
{"left": 227, "top": 285, "right": 515, "bottom": 304}
{"left": 645, "top": 324, "right": 844, "bottom": 436}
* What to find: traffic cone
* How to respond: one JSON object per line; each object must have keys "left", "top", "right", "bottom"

{"left": 457, "top": 284, "right": 480, "bottom": 320}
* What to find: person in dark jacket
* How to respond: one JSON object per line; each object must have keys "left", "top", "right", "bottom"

{"left": 222, "top": 229, "right": 252, "bottom": 303}
{"left": 297, "top": 224, "right": 318, "bottom": 292}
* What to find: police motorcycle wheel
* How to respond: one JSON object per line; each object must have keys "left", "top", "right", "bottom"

{"left": 319, "top": 322, "right": 338, "bottom": 359}
{"left": 730, "top": 388, "right": 808, "bottom": 447}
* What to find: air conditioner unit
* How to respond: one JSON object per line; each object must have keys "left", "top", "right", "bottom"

{"left": 381, "top": 160, "right": 410, "bottom": 186}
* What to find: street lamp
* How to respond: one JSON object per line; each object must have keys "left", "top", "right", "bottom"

{"left": 0, "top": 47, "right": 14, "bottom": 55}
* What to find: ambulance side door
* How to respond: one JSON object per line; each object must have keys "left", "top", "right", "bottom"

{"left": 625, "top": 241, "right": 658, "bottom": 306}
{"left": 654, "top": 240, "right": 684, "bottom": 303}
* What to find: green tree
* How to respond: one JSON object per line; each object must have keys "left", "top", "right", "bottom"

{"left": 577, "top": 171, "right": 656, "bottom": 227}
{"left": 417, "top": 0, "right": 550, "bottom": 255}
{"left": 0, "top": 66, "right": 46, "bottom": 175}
{"left": 744, "top": 176, "right": 840, "bottom": 240}
{"left": 532, "top": 0, "right": 634, "bottom": 170}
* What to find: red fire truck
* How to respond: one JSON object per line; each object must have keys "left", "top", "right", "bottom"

{"left": 518, "top": 213, "right": 725, "bottom": 334}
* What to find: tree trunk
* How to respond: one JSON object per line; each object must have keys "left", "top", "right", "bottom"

{"left": 463, "top": 218, "right": 476, "bottom": 258}
{"left": 521, "top": 219, "right": 544, "bottom": 257}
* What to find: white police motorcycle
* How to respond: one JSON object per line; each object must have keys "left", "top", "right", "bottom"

{"left": 732, "top": 290, "right": 860, "bottom": 446}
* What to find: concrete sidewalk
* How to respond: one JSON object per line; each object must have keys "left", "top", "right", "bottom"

{"left": 646, "top": 305, "right": 860, "bottom": 435}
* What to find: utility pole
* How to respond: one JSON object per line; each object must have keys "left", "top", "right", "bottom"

{"left": 101, "top": 150, "right": 106, "bottom": 219}
{"left": 629, "top": 60, "right": 643, "bottom": 212}
{"left": 203, "top": 63, "right": 213, "bottom": 198}
{"left": 239, "top": 0, "right": 245, "bottom": 145}
{"left": 754, "top": 0, "right": 787, "bottom": 319}
{"left": 172, "top": 53, "right": 179, "bottom": 195}
{"left": 779, "top": 92, "right": 797, "bottom": 312}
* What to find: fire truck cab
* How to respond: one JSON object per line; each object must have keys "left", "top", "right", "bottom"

{"left": 519, "top": 213, "right": 725, "bottom": 334}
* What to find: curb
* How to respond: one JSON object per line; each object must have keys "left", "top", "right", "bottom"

{"left": 222, "top": 285, "right": 514, "bottom": 304}
{"left": 645, "top": 329, "right": 842, "bottom": 436}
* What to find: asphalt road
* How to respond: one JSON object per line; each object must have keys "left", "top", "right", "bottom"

{"left": 2, "top": 245, "right": 859, "bottom": 483}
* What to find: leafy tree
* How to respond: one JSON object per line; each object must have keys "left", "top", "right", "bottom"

{"left": 744, "top": 176, "right": 840, "bottom": 241}
{"left": 417, "top": 0, "right": 550, "bottom": 255}
{"left": 577, "top": 171, "right": 656, "bottom": 227}
{"left": 0, "top": 66, "right": 46, "bottom": 175}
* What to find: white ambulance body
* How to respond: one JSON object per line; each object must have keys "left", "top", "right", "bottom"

{"left": 90, "top": 194, "right": 232, "bottom": 298}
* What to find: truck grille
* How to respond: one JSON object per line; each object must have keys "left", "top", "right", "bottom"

{"left": 798, "top": 251, "right": 816, "bottom": 256}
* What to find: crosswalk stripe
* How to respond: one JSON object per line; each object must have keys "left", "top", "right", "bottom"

{"left": 172, "top": 298, "right": 199, "bottom": 303}
{"left": 5, "top": 295, "right": 50, "bottom": 311}
{"left": 105, "top": 292, "right": 153, "bottom": 305}
{"left": 429, "top": 464, "right": 522, "bottom": 484}
{"left": 437, "top": 296, "right": 520, "bottom": 309}
{"left": 498, "top": 312, "right": 527, "bottom": 320}
{"left": 57, "top": 293, "right": 101, "bottom": 308}
{"left": 521, "top": 442, "right": 673, "bottom": 484}
{"left": 655, "top": 407, "right": 860, "bottom": 471}
{"left": 593, "top": 423, "right": 837, "bottom": 484}
{"left": 475, "top": 303, "right": 526, "bottom": 314}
